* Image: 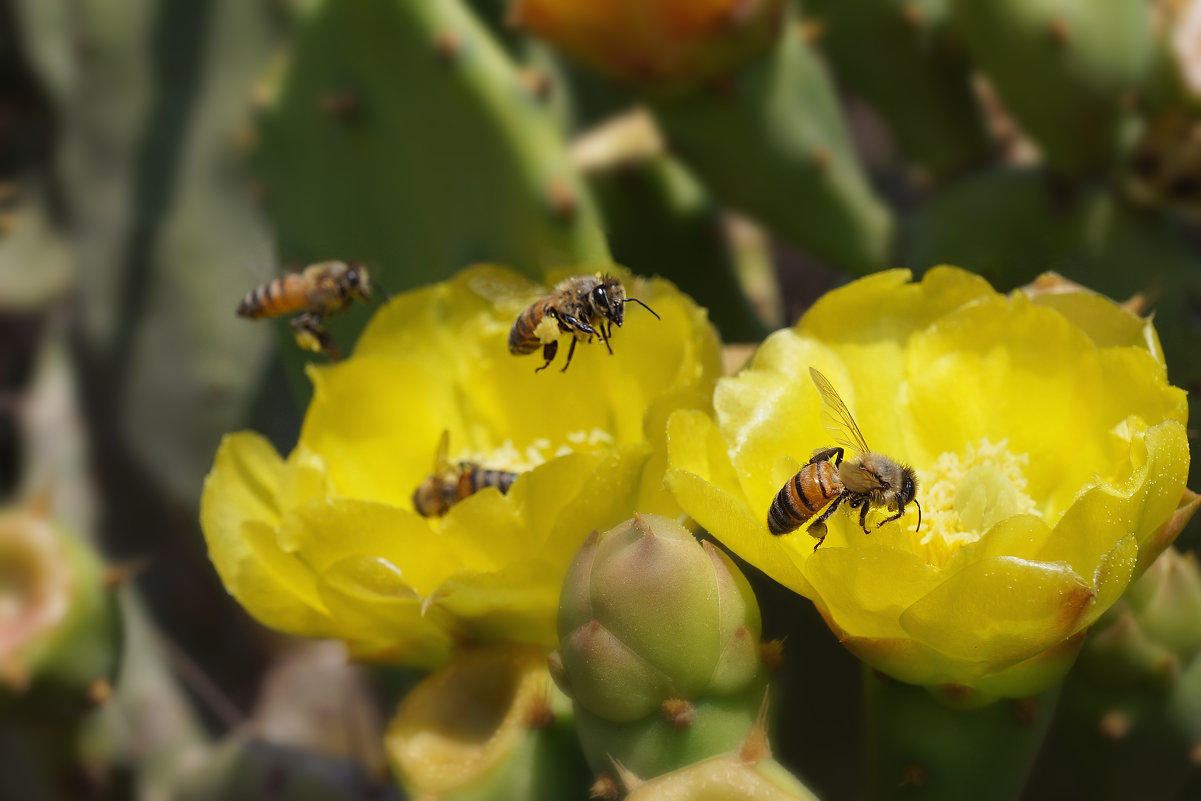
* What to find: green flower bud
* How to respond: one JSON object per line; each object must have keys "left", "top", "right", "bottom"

{"left": 554, "top": 514, "right": 769, "bottom": 778}
{"left": 385, "top": 644, "right": 589, "bottom": 801}
{"left": 0, "top": 505, "right": 122, "bottom": 721}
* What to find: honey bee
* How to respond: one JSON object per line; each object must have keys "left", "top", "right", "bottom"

{"left": 236, "top": 260, "right": 372, "bottom": 359}
{"left": 508, "top": 273, "right": 659, "bottom": 372}
{"left": 768, "top": 367, "right": 921, "bottom": 550}
{"left": 412, "top": 431, "right": 520, "bottom": 518}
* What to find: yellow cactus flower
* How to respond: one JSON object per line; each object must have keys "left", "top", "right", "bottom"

{"left": 666, "top": 267, "right": 1193, "bottom": 702}
{"left": 201, "top": 265, "right": 720, "bottom": 669}
{"left": 509, "top": 0, "right": 784, "bottom": 91}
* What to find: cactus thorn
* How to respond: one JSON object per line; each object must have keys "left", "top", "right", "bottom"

{"left": 518, "top": 69, "right": 553, "bottom": 101}
{"left": 1, "top": 657, "right": 29, "bottom": 692}
{"left": 87, "top": 677, "right": 114, "bottom": 704}
{"left": 524, "top": 691, "right": 555, "bottom": 729}
{"left": 739, "top": 689, "right": 772, "bottom": 764}
{"left": 27, "top": 488, "right": 53, "bottom": 519}
{"left": 660, "top": 698, "right": 696, "bottom": 729}
{"left": 434, "top": 30, "right": 461, "bottom": 62}
{"left": 1047, "top": 17, "right": 1071, "bottom": 47}
{"left": 798, "top": 19, "right": 824, "bottom": 44}
{"left": 723, "top": 0, "right": 761, "bottom": 29}
{"left": 899, "top": 3, "right": 924, "bottom": 28}
{"left": 900, "top": 764, "right": 929, "bottom": 788}
{"left": 1011, "top": 697, "right": 1039, "bottom": 727}
{"left": 1190, "top": 743, "right": 1201, "bottom": 766}
{"left": 1098, "top": 710, "right": 1131, "bottom": 740}
{"left": 318, "top": 89, "right": 361, "bottom": 120}
{"left": 103, "top": 555, "right": 149, "bottom": 589}
{"left": 590, "top": 770, "right": 621, "bottom": 800}
{"left": 611, "top": 759, "right": 644, "bottom": 794}
{"left": 760, "top": 638, "right": 785, "bottom": 671}
{"left": 546, "top": 177, "right": 578, "bottom": 220}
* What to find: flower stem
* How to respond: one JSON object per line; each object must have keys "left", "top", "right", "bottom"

{"left": 862, "top": 669, "right": 1058, "bottom": 801}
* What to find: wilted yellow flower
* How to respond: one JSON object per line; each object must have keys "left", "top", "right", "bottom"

{"left": 202, "top": 265, "right": 720, "bottom": 668}
{"left": 666, "top": 267, "right": 1193, "bottom": 702}
{"left": 510, "top": 0, "right": 784, "bottom": 91}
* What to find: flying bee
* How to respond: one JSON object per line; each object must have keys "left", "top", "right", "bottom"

{"left": 236, "top": 260, "right": 372, "bottom": 359}
{"left": 411, "top": 431, "right": 520, "bottom": 518}
{"left": 768, "top": 367, "right": 921, "bottom": 550}
{"left": 508, "top": 273, "right": 659, "bottom": 373}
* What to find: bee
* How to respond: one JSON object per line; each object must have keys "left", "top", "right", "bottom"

{"left": 412, "top": 431, "right": 520, "bottom": 518}
{"left": 236, "top": 260, "right": 372, "bottom": 359}
{"left": 508, "top": 273, "right": 659, "bottom": 373}
{"left": 768, "top": 367, "right": 921, "bottom": 550}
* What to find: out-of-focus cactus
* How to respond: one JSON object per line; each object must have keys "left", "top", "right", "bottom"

{"left": 514, "top": 2, "right": 894, "bottom": 274}
{"left": 948, "top": 0, "right": 1155, "bottom": 177}
{"left": 509, "top": 0, "right": 785, "bottom": 94}
{"left": 174, "top": 738, "right": 399, "bottom": 801}
{"left": 256, "top": 0, "right": 609, "bottom": 296}
{"left": 1030, "top": 542, "right": 1201, "bottom": 801}
{"left": 572, "top": 111, "right": 770, "bottom": 341}
{"left": 551, "top": 514, "right": 771, "bottom": 781}
{"left": 385, "top": 644, "right": 590, "bottom": 801}
{"left": 801, "top": 0, "right": 992, "bottom": 179}
{"left": 0, "top": 502, "right": 121, "bottom": 722}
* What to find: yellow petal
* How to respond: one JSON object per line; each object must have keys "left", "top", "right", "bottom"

{"left": 315, "top": 555, "right": 455, "bottom": 669}
{"left": 899, "top": 556, "right": 1094, "bottom": 667}
{"left": 1028, "top": 289, "right": 1165, "bottom": 364}
{"left": 278, "top": 499, "right": 462, "bottom": 597}
{"left": 666, "top": 410, "right": 815, "bottom": 598}
{"left": 806, "top": 546, "right": 942, "bottom": 641}
{"left": 200, "top": 433, "right": 334, "bottom": 636}
{"left": 431, "top": 561, "right": 563, "bottom": 648}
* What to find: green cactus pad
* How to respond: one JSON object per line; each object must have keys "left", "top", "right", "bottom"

{"left": 652, "top": 18, "right": 894, "bottom": 274}
{"left": 949, "top": 0, "right": 1154, "bottom": 177}
{"left": 256, "top": 0, "right": 609, "bottom": 292}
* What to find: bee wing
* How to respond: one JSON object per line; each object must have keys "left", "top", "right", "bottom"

{"left": 809, "top": 367, "right": 872, "bottom": 454}
{"left": 432, "top": 430, "right": 453, "bottom": 476}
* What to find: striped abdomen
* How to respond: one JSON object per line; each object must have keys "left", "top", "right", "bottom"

{"left": 768, "top": 460, "right": 843, "bottom": 536}
{"left": 508, "top": 299, "right": 557, "bottom": 354}
{"left": 457, "top": 465, "right": 519, "bottom": 501}
{"left": 237, "top": 274, "right": 311, "bottom": 319}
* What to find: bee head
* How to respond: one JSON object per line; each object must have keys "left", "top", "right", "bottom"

{"left": 899, "top": 466, "right": 921, "bottom": 533}
{"left": 345, "top": 262, "right": 372, "bottom": 304}
{"left": 590, "top": 275, "right": 626, "bottom": 326}
{"left": 593, "top": 274, "right": 660, "bottom": 327}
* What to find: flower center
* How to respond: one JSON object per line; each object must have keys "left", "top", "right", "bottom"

{"left": 913, "top": 439, "right": 1037, "bottom": 568}
{"left": 458, "top": 428, "right": 616, "bottom": 474}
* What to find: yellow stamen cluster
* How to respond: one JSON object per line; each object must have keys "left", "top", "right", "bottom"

{"left": 916, "top": 439, "right": 1038, "bottom": 568}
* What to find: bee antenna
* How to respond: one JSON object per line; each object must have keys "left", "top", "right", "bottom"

{"left": 373, "top": 282, "right": 393, "bottom": 302}
{"left": 913, "top": 499, "right": 922, "bottom": 534}
{"left": 624, "top": 297, "right": 660, "bottom": 319}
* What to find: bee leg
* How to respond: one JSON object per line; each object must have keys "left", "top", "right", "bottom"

{"left": 290, "top": 312, "right": 339, "bottom": 359}
{"left": 875, "top": 504, "right": 906, "bottom": 529}
{"left": 858, "top": 500, "right": 871, "bottom": 534}
{"left": 808, "top": 447, "right": 844, "bottom": 466}
{"left": 597, "top": 319, "right": 613, "bottom": 355}
{"left": 806, "top": 494, "right": 843, "bottom": 550}
{"left": 535, "top": 340, "right": 558, "bottom": 373}
{"left": 559, "top": 312, "right": 598, "bottom": 339}
{"left": 559, "top": 337, "right": 580, "bottom": 372}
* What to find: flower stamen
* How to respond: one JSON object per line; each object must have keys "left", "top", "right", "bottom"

{"left": 915, "top": 439, "right": 1037, "bottom": 567}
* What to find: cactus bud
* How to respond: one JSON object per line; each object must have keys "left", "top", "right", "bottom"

{"left": 0, "top": 506, "right": 122, "bottom": 721}
{"left": 554, "top": 514, "right": 770, "bottom": 778}
{"left": 385, "top": 644, "right": 589, "bottom": 800}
